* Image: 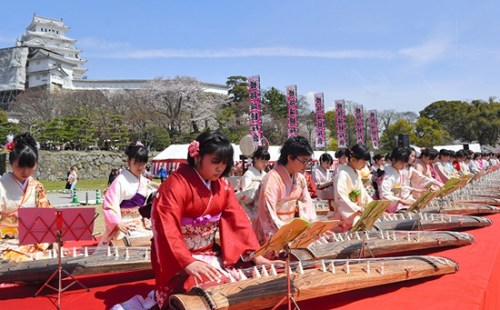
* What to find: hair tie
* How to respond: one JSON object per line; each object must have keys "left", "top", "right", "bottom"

{"left": 4, "top": 141, "right": 15, "bottom": 153}
{"left": 188, "top": 140, "right": 200, "bottom": 157}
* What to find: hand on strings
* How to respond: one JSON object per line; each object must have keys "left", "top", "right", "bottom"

{"left": 185, "top": 260, "right": 222, "bottom": 283}
{"left": 253, "top": 255, "right": 285, "bottom": 267}
{"left": 399, "top": 198, "right": 413, "bottom": 206}
{"left": 117, "top": 222, "right": 135, "bottom": 234}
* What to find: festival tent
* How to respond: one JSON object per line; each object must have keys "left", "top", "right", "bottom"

{"left": 434, "top": 143, "right": 481, "bottom": 153}
{"left": 151, "top": 144, "right": 283, "bottom": 176}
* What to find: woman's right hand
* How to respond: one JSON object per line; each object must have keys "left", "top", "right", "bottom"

{"left": 185, "top": 260, "right": 221, "bottom": 283}
{"left": 117, "top": 222, "right": 132, "bottom": 233}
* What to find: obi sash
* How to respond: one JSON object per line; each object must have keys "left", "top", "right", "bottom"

{"left": 181, "top": 212, "right": 221, "bottom": 253}
{"left": 120, "top": 192, "right": 146, "bottom": 209}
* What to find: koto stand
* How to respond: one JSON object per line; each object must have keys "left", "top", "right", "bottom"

{"left": 18, "top": 207, "right": 96, "bottom": 309}
{"left": 253, "top": 218, "right": 340, "bottom": 310}
{"left": 350, "top": 200, "right": 391, "bottom": 258}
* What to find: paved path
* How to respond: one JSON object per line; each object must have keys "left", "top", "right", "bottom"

{"left": 46, "top": 190, "right": 103, "bottom": 207}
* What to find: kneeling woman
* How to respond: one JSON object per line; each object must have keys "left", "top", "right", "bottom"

{"left": 328, "top": 144, "right": 373, "bottom": 231}
{"left": 0, "top": 133, "right": 51, "bottom": 259}
{"left": 150, "top": 131, "right": 274, "bottom": 309}
{"left": 254, "top": 136, "right": 317, "bottom": 244}
{"left": 101, "top": 142, "right": 157, "bottom": 246}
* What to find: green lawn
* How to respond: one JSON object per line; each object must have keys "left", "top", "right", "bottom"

{"left": 40, "top": 178, "right": 109, "bottom": 191}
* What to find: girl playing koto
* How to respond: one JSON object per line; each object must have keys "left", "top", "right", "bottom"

{"left": 253, "top": 136, "right": 317, "bottom": 245}
{"left": 0, "top": 133, "right": 52, "bottom": 261}
{"left": 327, "top": 143, "right": 373, "bottom": 231}
{"left": 100, "top": 141, "right": 157, "bottom": 246}
{"left": 150, "top": 131, "right": 275, "bottom": 309}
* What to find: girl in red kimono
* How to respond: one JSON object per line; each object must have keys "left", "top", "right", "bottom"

{"left": 151, "top": 131, "right": 273, "bottom": 309}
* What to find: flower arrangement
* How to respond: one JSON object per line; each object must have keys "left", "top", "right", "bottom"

{"left": 188, "top": 140, "right": 200, "bottom": 157}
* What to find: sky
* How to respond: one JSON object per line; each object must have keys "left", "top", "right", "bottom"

{"left": 1, "top": 0, "right": 499, "bottom": 113}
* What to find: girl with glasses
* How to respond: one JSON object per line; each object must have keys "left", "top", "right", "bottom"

{"left": 254, "top": 136, "right": 317, "bottom": 245}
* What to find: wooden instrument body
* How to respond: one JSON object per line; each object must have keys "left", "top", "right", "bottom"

{"left": 169, "top": 256, "right": 459, "bottom": 310}
{"left": 291, "top": 230, "right": 473, "bottom": 261}
{"left": 424, "top": 204, "right": 500, "bottom": 215}
{"left": 374, "top": 213, "right": 492, "bottom": 231}
{"left": 0, "top": 246, "right": 151, "bottom": 283}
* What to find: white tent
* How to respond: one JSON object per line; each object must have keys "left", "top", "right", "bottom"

{"left": 151, "top": 144, "right": 283, "bottom": 175}
{"left": 434, "top": 143, "right": 481, "bottom": 153}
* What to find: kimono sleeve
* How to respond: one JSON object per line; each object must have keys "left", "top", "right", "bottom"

{"left": 335, "top": 170, "right": 363, "bottom": 219}
{"left": 102, "top": 175, "right": 125, "bottom": 230}
{"left": 151, "top": 176, "right": 196, "bottom": 275}
{"left": 219, "top": 179, "right": 260, "bottom": 266}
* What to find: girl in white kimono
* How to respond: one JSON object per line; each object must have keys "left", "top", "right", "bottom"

{"left": 254, "top": 136, "right": 317, "bottom": 245}
{"left": 381, "top": 147, "right": 442, "bottom": 213}
{"left": 238, "top": 147, "right": 270, "bottom": 221}
{"left": 328, "top": 144, "right": 372, "bottom": 231}
{"left": 0, "top": 133, "right": 51, "bottom": 260}
{"left": 312, "top": 153, "right": 335, "bottom": 208}
{"left": 101, "top": 142, "right": 157, "bottom": 246}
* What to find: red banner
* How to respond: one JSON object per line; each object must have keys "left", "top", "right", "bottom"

{"left": 314, "top": 93, "right": 326, "bottom": 148}
{"left": 368, "top": 110, "right": 380, "bottom": 149}
{"left": 248, "top": 75, "right": 262, "bottom": 146}
{"left": 354, "top": 104, "right": 365, "bottom": 145}
{"left": 335, "top": 100, "right": 347, "bottom": 148}
{"left": 286, "top": 85, "right": 298, "bottom": 138}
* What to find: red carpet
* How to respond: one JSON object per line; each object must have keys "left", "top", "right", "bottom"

{"left": 1, "top": 213, "right": 500, "bottom": 309}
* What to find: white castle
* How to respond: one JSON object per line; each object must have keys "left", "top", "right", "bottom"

{"left": 0, "top": 14, "right": 228, "bottom": 106}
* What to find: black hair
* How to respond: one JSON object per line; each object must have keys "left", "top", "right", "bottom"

{"left": 9, "top": 133, "right": 38, "bottom": 168}
{"left": 125, "top": 141, "right": 149, "bottom": 163}
{"left": 439, "top": 149, "right": 451, "bottom": 158}
{"left": 346, "top": 143, "right": 371, "bottom": 161}
{"left": 389, "top": 147, "right": 410, "bottom": 163}
{"left": 252, "top": 147, "right": 270, "bottom": 161}
{"left": 421, "top": 148, "right": 439, "bottom": 160}
{"left": 335, "top": 148, "right": 348, "bottom": 159}
{"left": 277, "top": 136, "right": 313, "bottom": 165}
{"left": 319, "top": 153, "right": 333, "bottom": 165}
{"left": 187, "top": 130, "right": 234, "bottom": 177}
{"left": 373, "top": 154, "right": 385, "bottom": 162}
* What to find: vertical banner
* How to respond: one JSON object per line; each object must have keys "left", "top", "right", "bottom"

{"left": 335, "top": 100, "right": 347, "bottom": 148}
{"left": 248, "top": 75, "right": 262, "bottom": 146}
{"left": 314, "top": 93, "right": 326, "bottom": 148}
{"left": 354, "top": 104, "right": 365, "bottom": 145}
{"left": 286, "top": 85, "right": 298, "bottom": 138}
{"left": 368, "top": 110, "right": 380, "bottom": 149}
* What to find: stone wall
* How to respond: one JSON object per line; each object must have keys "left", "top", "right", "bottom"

{"left": 34, "top": 151, "right": 127, "bottom": 181}
{"left": 4, "top": 150, "right": 159, "bottom": 181}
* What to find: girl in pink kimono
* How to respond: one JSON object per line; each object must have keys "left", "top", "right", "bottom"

{"left": 328, "top": 144, "right": 373, "bottom": 231}
{"left": 254, "top": 136, "right": 317, "bottom": 245}
{"left": 101, "top": 142, "right": 157, "bottom": 246}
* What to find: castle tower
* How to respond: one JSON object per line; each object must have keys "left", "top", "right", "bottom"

{"left": 19, "top": 14, "right": 87, "bottom": 90}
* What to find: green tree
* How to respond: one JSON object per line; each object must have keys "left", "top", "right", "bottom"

{"left": 0, "top": 111, "right": 20, "bottom": 143}
{"left": 380, "top": 119, "right": 416, "bottom": 151}
{"left": 419, "top": 100, "right": 470, "bottom": 140}
{"left": 263, "top": 87, "right": 287, "bottom": 119}
{"left": 413, "top": 117, "right": 451, "bottom": 147}
{"left": 226, "top": 76, "right": 248, "bottom": 103}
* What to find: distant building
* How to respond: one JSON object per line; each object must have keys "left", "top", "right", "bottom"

{"left": 0, "top": 14, "right": 228, "bottom": 107}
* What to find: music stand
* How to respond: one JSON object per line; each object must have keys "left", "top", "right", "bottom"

{"left": 18, "top": 207, "right": 97, "bottom": 309}
{"left": 253, "top": 218, "right": 339, "bottom": 310}
{"left": 350, "top": 200, "right": 391, "bottom": 258}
